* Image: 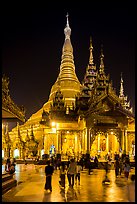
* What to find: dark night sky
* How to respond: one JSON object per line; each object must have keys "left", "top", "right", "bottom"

{"left": 2, "top": 2, "right": 135, "bottom": 129}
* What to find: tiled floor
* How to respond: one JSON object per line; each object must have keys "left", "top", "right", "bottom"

{"left": 2, "top": 164, "right": 135, "bottom": 202}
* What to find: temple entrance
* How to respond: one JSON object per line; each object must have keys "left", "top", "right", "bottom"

{"left": 49, "top": 144, "right": 56, "bottom": 156}
{"left": 90, "top": 131, "right": 120, "bottom": 160}
{"left": 61, "top": 132, "right": 79, "bottom": 157}
{"left": 62, "top": 134, "right": 75, "bottom": 156}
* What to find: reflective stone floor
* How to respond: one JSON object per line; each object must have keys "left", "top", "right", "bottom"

{"left": 2, "top": 164, "right": 135, "bottom": 202}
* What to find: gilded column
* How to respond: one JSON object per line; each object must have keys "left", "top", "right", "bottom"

{"left": 56, "top": 130, "right": 59, "bottom": 153}
{"left": 83, "top": 130, "right": 86, "bottom": 154}
{"left": 98, "top": 133, "right": 100, "bottom": 153}
{"left": 86, "top": 128, "right": 90, "bottom": 154}
{"left": 106, "top": 134, "right": 109, "bottom": 153}
{"left": 58, "top": 131, "right": 61, "bottom": 154}
{"left": 44, "top": 134, "right": 49, "bottom": 154}
{"left": 81, "top": 131, "right": 84, "bottom": 154}
{"left": 74, "top": 135, "right": 77, "bottom": 156}
{"left": 121, "top": 130, "right": 125, "bottom": 153}
{"left": 125, "top": 129, "right": 128, "bottom": 154}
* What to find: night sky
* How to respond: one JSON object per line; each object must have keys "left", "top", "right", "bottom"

{"left": 2, "top": 2, "right": 135, "bottom": 129}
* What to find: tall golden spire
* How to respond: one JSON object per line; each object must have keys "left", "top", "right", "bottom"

{"left": 48, "top": 13, "right": 81, "bottom": 109}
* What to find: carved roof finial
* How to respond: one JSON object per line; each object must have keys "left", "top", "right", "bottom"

{"left": 99, "top": 44, "right": 104, "bottom": 73}
{"left": 119, "top": 72, "right": 124, "bottom": 97}
{"left": 89, "top": 36, "right": 94, "bottom": 65}
{"left": 66, "top": 12, "right": 69, "bottom": 27}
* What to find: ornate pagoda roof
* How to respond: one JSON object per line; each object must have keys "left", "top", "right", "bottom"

{"left": 2, "top": 75, "right": 26, "bottom": 122}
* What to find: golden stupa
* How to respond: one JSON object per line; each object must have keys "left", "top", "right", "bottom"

{"left": 2, "top": 14, "right": 135, "bottom": 161}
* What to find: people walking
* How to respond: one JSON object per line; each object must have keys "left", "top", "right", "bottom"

{"left": 80, "top": 157, "right": 84, "bottom": 171}
{"left": 119, "top": 157, "right": 123, "bottom": 176}
{"left": 75, "top": 161, "right": 82, "bottom": 185}
{"left": 102, "top": 161, "right": 110, "bottom": 184}
{"left": 44, "top": 160, "right": 54, "bottom": 192}
{"left": 59, "top": 162, "right": 66, "bottom": 188}
{"left": 88, "top": 159, "right": 92, "bottom": 175}
{"left": 94, "top": 156, "right": 98, "bottom": 169}
{"left": 124, "top": 160, "right": 130, "bottom": 180}
{"left": 114, "top": 159, "right": 120, "bottom": 178}
{"left": 67, "top": 158, "right": 77, "bottom": 187}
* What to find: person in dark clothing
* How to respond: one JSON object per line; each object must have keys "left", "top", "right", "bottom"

{"left": 94, "top": 156, "right": 98, "bottom": 168}
{"left": 88, "top": 160, "right": 92, "bottom": 175}
{"left": 80, "top": 158, "right": 84, "bottom": 171}
{"left": 59, "top": 162, "right": 66, "bottom": 188}
{"left": 45, "top": 160, "right": 54, "bottom": 192}
{"left": 5, "top": 158, "right": 11, "bottom": 172}
{"left": 9, "top": 159, "right": 16, "bottom": 174}
{"left": 114, "top": 159, "right": 119, "bottom": 178}
{"left": 102, "top": 161, "right": 110, "bottom": 184}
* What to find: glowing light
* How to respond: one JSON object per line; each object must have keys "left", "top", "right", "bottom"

{"left": 52, "top": 128, "right": 56, "bottom": 133}
{"left": 51, "top": 122, "right": 57, "bottom": 132}
{"left": 14, "top": 149, "right": 19, "bottom": 158}
{"left": 2, "top": 150, "right": 4, "bottom": 158}
{"left": 41, "top": 149, "right": 44, "bottom": 157}
{"left": 111, "top": 132, "right": 113, "bottom": 135}
{"left": 51, "top": 122, "right": 56, "bottom": 127}
{"left": 67, "top": 131, "right": 69, "bottom": 133}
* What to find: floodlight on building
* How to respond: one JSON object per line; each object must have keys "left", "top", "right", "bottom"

{"left": 111, "top": 131, "right": 113, "bottom": 135}
{"left": 51, "top": 122, "right": 56, "bottom": 127}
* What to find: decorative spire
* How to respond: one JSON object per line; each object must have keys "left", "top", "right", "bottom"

{"left": 89, "top": 36, "right": 94, "bottom": 65}
{"left": 119, "top": 72, "right": 124, "bottom": 98}
{"left": 119, "top": 73, "right": 133, "bottom": 113}
{"left": 81, "top": 37, "right": 97, "bottom": 96}
{"left": 64, "top": 13, "right": 71, "bottom": 40}
{"left": 99, "top": 44, "right": 105, "bottom": 73}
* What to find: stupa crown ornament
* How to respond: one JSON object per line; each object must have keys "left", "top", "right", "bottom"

{"left": 64, "top": 13, "right": 71, "bottom": 39}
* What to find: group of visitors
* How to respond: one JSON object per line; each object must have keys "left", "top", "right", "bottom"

{"left": 114, "top": 156, "right": 131, "bottom": 179}
{"left": 5, "top": 158, "right": 16, "bottom": 174}
{"left": 67, "top": 159, "right": 82, "bottom": 187}
{"left": 44, "top": 158, "right": 83, "bottom": 192}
